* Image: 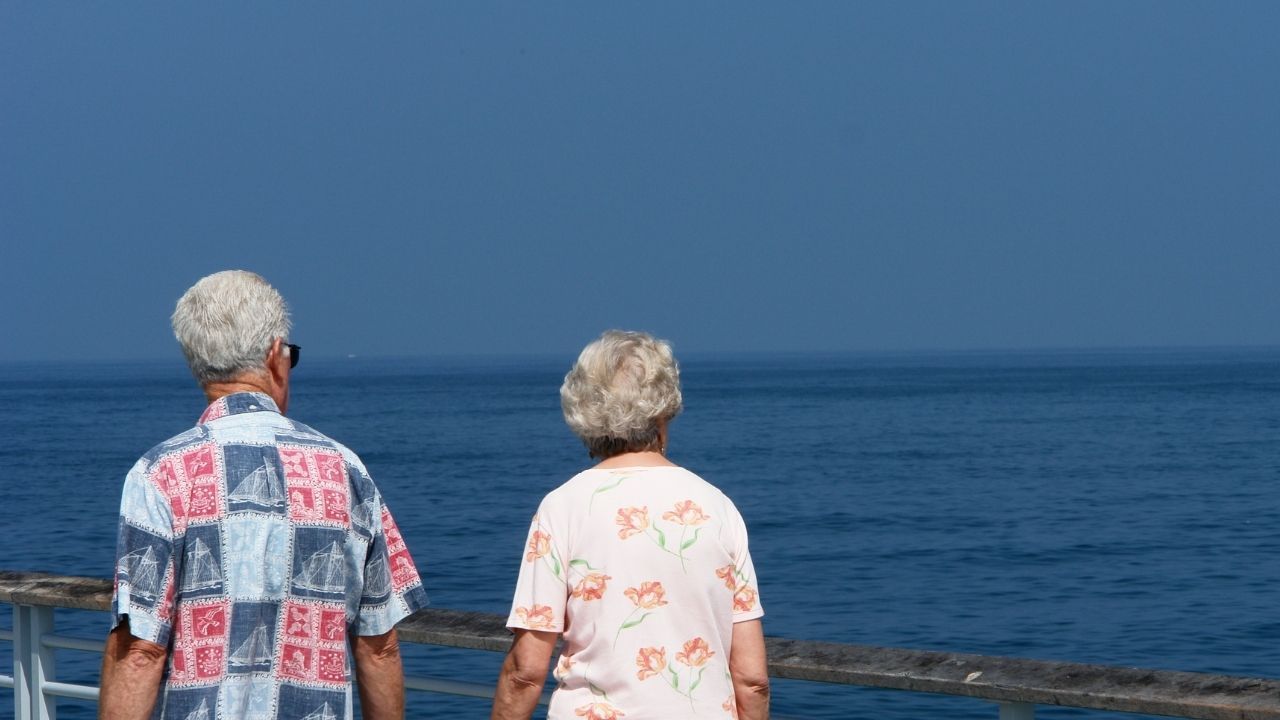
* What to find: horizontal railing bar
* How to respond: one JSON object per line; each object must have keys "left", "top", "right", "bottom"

{"left": 42, "top": 634, "right": 103, "bottom": 653}
{"left": 0, "top": 674, "right": 14, "bottom": 689}
{"left": 4, "top": 570, "right": 1279, "bottom": 720}
{"left": 405, "top": 675, "right": 501, "bottom": 699}
{"left": 0, "top": 629, "right": 11, "bottom": 642}
{"left": 42, "top": 680, "right": 100, "bottom": 702}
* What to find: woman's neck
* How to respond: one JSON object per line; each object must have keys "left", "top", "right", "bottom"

{"left": 593, "top": 450, "right": 676, "bottom": 469}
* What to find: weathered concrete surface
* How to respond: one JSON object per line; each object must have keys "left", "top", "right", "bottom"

{"left": 766, "top": 637, "right": 1280, "bottom": 719}
{"left": 4, "top": 571, "right": 1278, "bottom": 719}
{"left": 0, "top": 570, "right": 111, "bottom": 611}
{"left": 396, "top": 608, "right": 515, "bottom": 653}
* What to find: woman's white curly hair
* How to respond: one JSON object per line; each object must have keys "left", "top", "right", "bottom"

{"left": 561, "top": 330, "right": 683, "bottom": 459}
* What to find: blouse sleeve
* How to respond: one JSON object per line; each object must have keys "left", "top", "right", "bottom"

{"left": 725, "top": 498, "right": 764, "bottom": 623}
{"left": 505, "top": 496, "right": 570, "bottom": 633}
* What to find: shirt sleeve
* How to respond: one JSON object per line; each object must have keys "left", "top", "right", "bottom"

{"left": 505, "top": 496, "right": 569, "bottom": 633}
{"left": 724, "top": 498, "right": 765, "bottom": 623}
{"left": 355, "top": 499, "right": 429, "bottom": 635}
{"left": 110, "top": 458, "right": 179, "bottom": 645}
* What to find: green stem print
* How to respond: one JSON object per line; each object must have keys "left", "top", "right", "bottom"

{"left": 613, "top": 606, "right": 654, "bottom": 648}
{"left": 588, "top": 472, "right": 629, "bottom": 513}
{"left": 659, "top": 664, "right": 703, "bottom": 712}
{"left": 614, "top": 580, "right": 668, "bottom": 648}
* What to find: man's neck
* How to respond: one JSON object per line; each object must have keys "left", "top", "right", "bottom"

{"left": 202, "top": 375, "right": 285, "bottom": 414}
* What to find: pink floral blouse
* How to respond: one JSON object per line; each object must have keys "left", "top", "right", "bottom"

{"left": 506, "top": 466, "right": 764, "bottom": 719}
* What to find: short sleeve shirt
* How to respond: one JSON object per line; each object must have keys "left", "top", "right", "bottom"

{"left": 506, "top": 465, "right": 763, "bottom": 720}
{"left": 110, "top": 392, "right": 428, "bottom": 720}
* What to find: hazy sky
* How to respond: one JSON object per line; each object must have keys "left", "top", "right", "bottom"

{"left": 3, "top": 2, "right": 1278, "bottom": 362}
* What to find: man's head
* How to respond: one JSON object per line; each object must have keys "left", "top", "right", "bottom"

{"left": 172, "top": 270, "right": 295, "bottom": 408}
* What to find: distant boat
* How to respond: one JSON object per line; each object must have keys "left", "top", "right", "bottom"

{"left": 229, "top": 622, "right": 272, "bottom": 667}
{"left": 118, "top": 547, "right": 161, "bottom": 600}
{"left": 293, "top": 542, "right": 346, "bottom": 593}
{"left": 181, "top": 538, "right": 222, "bottom": 592}
{"left": 229, "top": 462, "right": 285, "bottom": 507}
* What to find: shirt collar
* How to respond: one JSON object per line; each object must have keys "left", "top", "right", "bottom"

{"left": 198, "top": 392, "right": 281, "bottom": 424}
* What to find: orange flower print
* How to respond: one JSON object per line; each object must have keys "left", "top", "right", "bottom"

{"left": 716, "top": 564, "right": 737, "bottom": 590}
{"left": 571, "top": 572, "right": 612, "bottom": 601}
{"left": 575, "top": 701, "right": 626, "bottom": 719}
{"left": 514, "top": 604, "right": 556, "bottom": 629}
{"left": 624, "top": 581, "right": 669, "bottom": 609}
{"left": 635, "top": 646, "right": 667, "bottom": 681}
{"left": 675, "top": 637, "right": 716, "bottom": 668}
{"left": 663, "top": 500, "right": 710, "bottom": 526}
{"left": 554, "top": 654, "right": 576, "bottom": 681}
{"left": 615, "top": 506, "right": 649, "bottom": 539}
{"left": 723, "top": 695, "right": 737, "bottom": 714}
{"left": 525, "top": 530, "right": 552, "bottom": 562}
{"left": 733, "top": 585, "right": 757, "bottom": 613}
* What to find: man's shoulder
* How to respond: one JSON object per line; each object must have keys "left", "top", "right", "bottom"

{"left": 274, "top": 419, "right": 374, "bottom": 483}
{"left": 139, "top": 425, "right": 210, "bottom": 464}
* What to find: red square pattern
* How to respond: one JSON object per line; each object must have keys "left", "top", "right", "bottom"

{"left": 281, "top": 447, "right": 349, "bottom": 527}
{"left": 148, "top": 444, "right": 224, "bottom": 530}
{"left": 382, "top": 508, "right": 420, "bottom": 591}
{"left": 278, "top": 600, "right": 347, "bottom": 686}
{"left": 169, "top": 599, "right": 230, "bottom": 686}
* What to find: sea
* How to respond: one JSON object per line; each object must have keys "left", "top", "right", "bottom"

{"left": 1, "top": 348, "right": 1277, "bottom": 720}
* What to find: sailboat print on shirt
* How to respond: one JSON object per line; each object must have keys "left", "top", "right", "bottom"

{"left": 302, "top": 702, "right": 339, "bottom": 720}
{"left": 362, "top": 555, "right": 391, "bottom": 598}
{"left": 118, "top": 547, "right": 162, "bottom": 601}
{"left": 183, "top": 698, "right": 211, "bottom": 720}
{"left": 293, "top": 542, "right": 346, "bottom": 593}
{"left": 229, "top": 462, "right": 286, "bottom": 507}
{"left": 181, "top": 538, "right": 222, "bottom": 593}
{"left": 229, "top": 621, "right": 273, "bottom": 668}
{"left": 350, "top": 497, "right": 380, "bottom": 533}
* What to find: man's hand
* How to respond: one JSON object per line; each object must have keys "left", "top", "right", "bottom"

{"left": 98, "top": 620, "right": 167, "bottom": 720}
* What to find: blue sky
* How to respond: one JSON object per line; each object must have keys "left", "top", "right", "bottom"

{"left": 3, "top": 3, "right": 1278, "bottom": 361}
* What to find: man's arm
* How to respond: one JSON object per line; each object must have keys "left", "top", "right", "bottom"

{"left": 98, "top": 620, "right": 167, "bottom": 720}
{"left": 729, "top": 619, "right": 770, "bottom": 720}
{"left": 490, "top": 629, "right": 557, "bottom": 720}
{"left": 353, "top": 629, "right": 405, "bottom": 720}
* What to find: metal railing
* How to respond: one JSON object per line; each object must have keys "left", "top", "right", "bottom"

{"left": 3, "top": 570, "right": 1279, "bottom": 720}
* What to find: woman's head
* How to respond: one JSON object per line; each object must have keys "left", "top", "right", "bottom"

{"left": 561, "top": 330, "right": 683, "bottom": 459}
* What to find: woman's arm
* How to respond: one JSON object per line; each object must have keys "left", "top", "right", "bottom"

{"left": 490, "top": 628, "right": 558, "bottom": 720}
{"left": 729, "top": 619, "right": 770, "bottom": 720}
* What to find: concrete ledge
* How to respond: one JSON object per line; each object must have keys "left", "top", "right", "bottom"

{"left": 3, "top": 570, "right": 1278, "bottom": 719}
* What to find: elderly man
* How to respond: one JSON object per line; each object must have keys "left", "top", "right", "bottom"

{"left": 99, "top": 270, "right": 427, "bottom": 720}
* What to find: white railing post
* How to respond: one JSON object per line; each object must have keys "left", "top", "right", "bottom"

{"left": 12, "top": 604, "right": 57, "bottom": 720}
{"left": 13, "top": 604, "right": 32, "bottom": 720}
{"left": 999, "top": 701, "right": 1035, "bottom": 719}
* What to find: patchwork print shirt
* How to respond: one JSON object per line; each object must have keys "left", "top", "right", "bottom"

{"left": 110, "top": 392, "right": 427, "bottom": 720}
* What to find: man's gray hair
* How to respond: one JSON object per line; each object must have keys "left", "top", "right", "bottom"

{"left": 561, "top": 330, "right": 683, "bottom": 459}
{"left": 172, "top": 270, "right": 291, "bottom": 385}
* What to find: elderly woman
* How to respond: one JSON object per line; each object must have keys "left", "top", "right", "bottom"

{"left": 491, "top": 331, "right": 769, "bottom": 720}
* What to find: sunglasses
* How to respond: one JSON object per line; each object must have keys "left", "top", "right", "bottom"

{"left": 284, "top": 343, "right": 302, "bottom": 369}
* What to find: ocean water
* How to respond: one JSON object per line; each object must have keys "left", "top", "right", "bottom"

{"left": 1, "top": 349, "right": 1278, "bottom": 719}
